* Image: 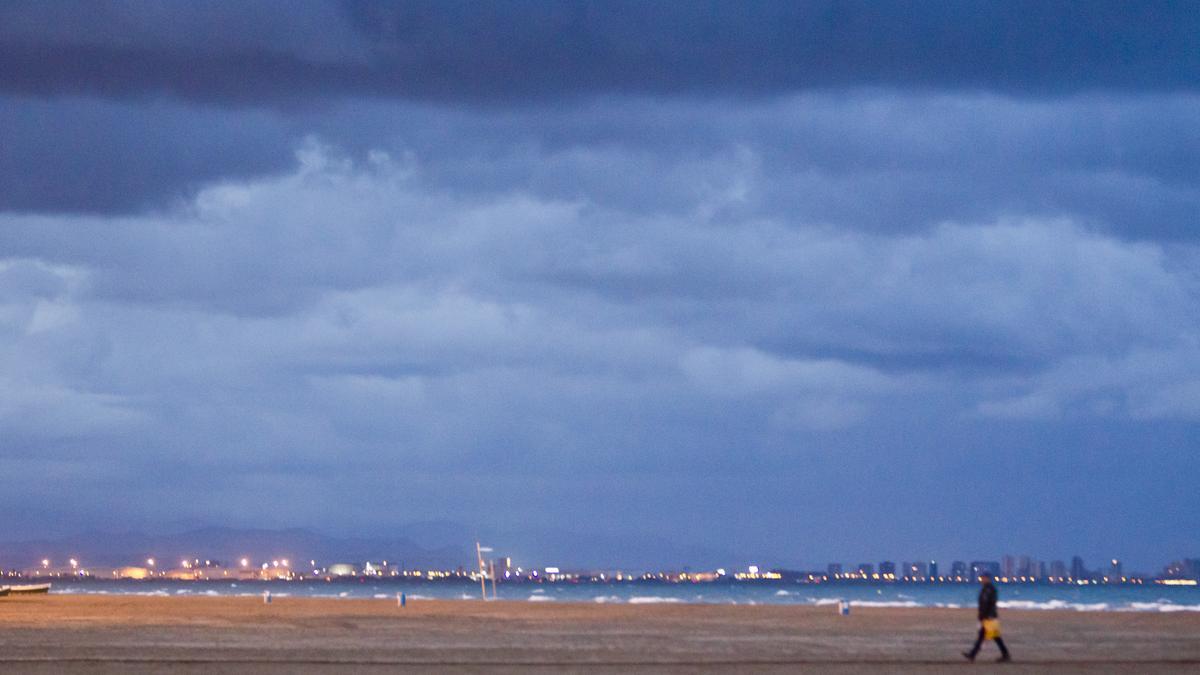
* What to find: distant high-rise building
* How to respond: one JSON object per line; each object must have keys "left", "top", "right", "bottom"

{"left": 1050, "top": 560, "right": 1067, "bottom": 579}
{"left": 879, "top": 561, "right": 896, "bottom": 577}
{"left": 929, "top": 560, "right": 939, "bottom": 579}
{"left": 828, "top": 563, "right": 843, "bottom": 577}
{"left": 1002, "top": 555, "right": 1016, "bottom": 578}
{"left": 858, "top": 563, "right": 874, "bottom": 577}
{"left": 1163, "top": 559, "right": 1200, "bottom": 580}
{"left": 950, "top": 561, "right": 967, "bottom": 579}
{"left": 970, "top": 561, "right": 1000, "bottom": 581}
{"left": 1017, "top": 555, "right": 1033, "bottom": 577}
{"left": 907, "top": 561, "right": 927, "bottom": 579}
{"left": 1108, "top": 559, "right": 1122, "bottom": 579}
{"left": 1071, "top": 556, "right": 1087, "bottom": 580}
{"left": 1035, "top": 561, "right": 1048, "bottom": 579}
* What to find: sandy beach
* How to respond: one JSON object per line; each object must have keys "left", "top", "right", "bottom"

{"left": 0, "top": 595, "right": 1196, "bottom": 673}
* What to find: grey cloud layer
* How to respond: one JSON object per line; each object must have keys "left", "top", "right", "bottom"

{"left": 2, "top": 145, "right": 1197, "bottom": 562}
{"left": 3, "top": 0, "right": 1197, "bottom": 104}
{"left": 4, "top": 93, "right": 1199, "bottom": 242}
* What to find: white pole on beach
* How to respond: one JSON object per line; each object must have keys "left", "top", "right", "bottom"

{"left": 476, "top": 541, "right": 487, "bottom": 600}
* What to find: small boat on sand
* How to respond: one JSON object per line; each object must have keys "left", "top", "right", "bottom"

{"left": 5, "top": 584, "right": 51, "bottom": 595}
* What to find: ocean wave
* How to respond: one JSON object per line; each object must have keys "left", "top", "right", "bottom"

{"left": 1126, "top": 602, "right": 1200, "bottom": 612}
{"left": 850, "top": 600, "right": 923, "bottom": 608}
{"left": 592, "top": 595, "right": 622, "bottom": 603}
{"left": 1000, "top": 600, "right": 1109, "bottom": 611}
{"left": 628, "top": 596, "right": 683, "bottom": 604}
{"left": 528, "top": 595, "right": 555, "bottom": 602}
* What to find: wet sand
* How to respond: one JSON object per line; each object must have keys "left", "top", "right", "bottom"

{"left": 0, "top": 595, "right": 1197, "bottom": 673}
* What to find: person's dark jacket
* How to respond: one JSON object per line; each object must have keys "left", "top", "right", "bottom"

{"left": 977, "top": 581, "right": 999, "bottom": 620}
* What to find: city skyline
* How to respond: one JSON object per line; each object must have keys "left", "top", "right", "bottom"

{"left": 9, "top": 551, "right": 1199, "bottom": 586}
{"left": 3, "top": 525, "right": 1195, "bottom": 582}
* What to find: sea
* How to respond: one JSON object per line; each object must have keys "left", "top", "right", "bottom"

{"left": 45, "top": 578, "right": 1200, "bottom": 612}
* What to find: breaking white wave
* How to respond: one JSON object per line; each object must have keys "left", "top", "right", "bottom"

{"left": 628, "top": 596, "right": 683, "bottom": 604}
{"left": 775, "top": 589, "right": 792, "bottom": 596}
{"left": 850, "top": 600, "right": 923, "bottom": 608}
{"left": 1125, "top": 602, "right": 1200, "bottom": 612}
{"left": 1000, "top": 600, "right": 1109, "bottom": 611}
{"left": 593, "top": 595, "right": 622, "bottom": 603}
{"left": 527, "top": 594, "right": 555, "bottom": 602}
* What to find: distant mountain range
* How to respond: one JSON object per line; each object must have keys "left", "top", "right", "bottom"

{"left": 0, "top": 521, "right": 746, "bottom": 571}
{"left": 0, "top": 526, "right": 469, "bottom": 570}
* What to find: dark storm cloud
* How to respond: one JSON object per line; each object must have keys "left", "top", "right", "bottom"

{"left": 0, "top": 97, "right": 295, "bottom": 213}
{"left": 2, "top": 0, "right": 1197, "bottom": 105}
{"left": 4, "top": 93, "right": 1199, "bottom": 237}
{"left": 3, "top": 0, "right": 1197, "bottom": 228}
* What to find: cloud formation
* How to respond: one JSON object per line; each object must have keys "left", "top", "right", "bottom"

{"left": 3, "top": 1, "right": 1197, "bottom": 104}
{"left": 1, "top": 1, "right": 1197, "bottom": 568}
{"left": 2, "top": 143, "right": 1197, "bottom": 564}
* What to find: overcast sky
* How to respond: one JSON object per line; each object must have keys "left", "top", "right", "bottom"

{"left": 1, "top": 1, "right": 1197, "bottom": 571}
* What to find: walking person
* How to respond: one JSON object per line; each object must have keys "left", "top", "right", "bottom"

{"left": 963, "top": 571, "right": 1011, "bottom": 662}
